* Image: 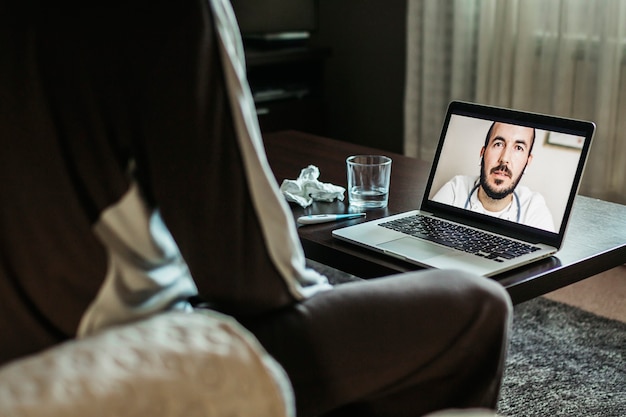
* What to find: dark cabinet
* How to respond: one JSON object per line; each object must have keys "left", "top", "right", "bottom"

{"left": 245, "top": 46, "right": 329, "bottom": 135}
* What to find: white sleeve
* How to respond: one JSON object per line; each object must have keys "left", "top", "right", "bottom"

{"left": 523, "top": 192, "right": 556, "bottom": 232}
{"left": 208, "top": 0, "right": 331, "bottom": 299}
{"left": 432, "top": 175, "right": 472, "bottom": 208}
{"left": 77, "top": 182, "right": 198, "bottom": 337}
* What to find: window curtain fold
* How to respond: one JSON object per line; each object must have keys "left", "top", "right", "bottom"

{"left": 405, "top": 0, "right": 626, "bottom": 204}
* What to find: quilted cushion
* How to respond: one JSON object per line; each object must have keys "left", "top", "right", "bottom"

{"left": 0, "top": 310, "right": 294, "bottom": 417}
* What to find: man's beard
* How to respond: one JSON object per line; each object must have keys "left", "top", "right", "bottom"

{"left": 480, "top": 161, "right": 525, "bottom": 200}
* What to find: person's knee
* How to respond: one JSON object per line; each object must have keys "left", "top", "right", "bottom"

{"left": 411, "top": 268, "right": 512, "bottom": 325}
{"left": 458, "top": 270, "right": 512, "bottom": 328}
{"left": 451, "top": 271, "right": 512, "bottom": 353}
{"left": 477, "top": 274, "right": 512, "bottom": 326}
{"left": 417, "top": 268, "right": 509, "bottom": 299}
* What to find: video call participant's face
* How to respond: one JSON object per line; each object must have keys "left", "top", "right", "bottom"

{"left": 480, "top": 122, "right": 534, "bottom": 200}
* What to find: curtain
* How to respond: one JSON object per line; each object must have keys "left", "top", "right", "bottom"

{"left": 405, "top": 0, "right": 626, "bottom": 204}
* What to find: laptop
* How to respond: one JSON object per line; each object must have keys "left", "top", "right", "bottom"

{"left": 332, "top": 101, "right": 595, "bottom": 277}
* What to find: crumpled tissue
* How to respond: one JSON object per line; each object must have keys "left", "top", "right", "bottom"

{"left": 280, "top": 165, "right": 345, "bottom": 208}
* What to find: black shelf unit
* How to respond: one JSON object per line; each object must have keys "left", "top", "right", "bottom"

{"left": 245, "top": 45, "right": 330, "bottom": 135}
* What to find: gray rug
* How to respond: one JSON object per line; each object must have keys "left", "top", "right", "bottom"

{"left": 306, "top": 260, "right": 626, "bottom": 416}
{"left": 499, "top": 297, "right": 625, "bottom": 417}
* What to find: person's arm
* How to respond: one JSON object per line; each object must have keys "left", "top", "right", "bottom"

{"left": 128, "top": 0, "right": 330, "bottom": 315}
{"left": 522, "top": 193, "right": 556, "bottom": 232}
{"left": 431, "top": 175, "right": 470, "bottom": 208}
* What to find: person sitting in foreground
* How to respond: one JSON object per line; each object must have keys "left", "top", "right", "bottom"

{"left": 0, "top": 1, "right": 512, "bottom": 416}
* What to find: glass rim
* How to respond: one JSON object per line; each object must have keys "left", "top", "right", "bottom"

{"left": 346, "top": 155, "right": 392, "bottom": 166}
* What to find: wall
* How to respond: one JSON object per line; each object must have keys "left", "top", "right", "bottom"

{"left": 311, "top": 0, "right": 407, "bottom": 153}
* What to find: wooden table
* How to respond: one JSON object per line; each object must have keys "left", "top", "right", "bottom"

{"left": 264, "top": 130, "right": 626, "bottom": 304}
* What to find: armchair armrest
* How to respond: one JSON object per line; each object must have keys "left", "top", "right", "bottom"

{"left": 0, "top": 311, "right": 293, "bottom": 417}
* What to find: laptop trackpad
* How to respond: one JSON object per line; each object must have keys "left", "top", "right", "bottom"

{"left": 378, "top": 237, "right": 453, "bottom": 260}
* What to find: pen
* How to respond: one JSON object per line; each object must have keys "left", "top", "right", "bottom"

{"left": 297, "top": 213, "right": 366, "bottom": 225}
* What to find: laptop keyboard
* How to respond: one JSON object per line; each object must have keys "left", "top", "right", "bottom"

{"left": 379, "top": 214, "right": 541, "bottom": 263}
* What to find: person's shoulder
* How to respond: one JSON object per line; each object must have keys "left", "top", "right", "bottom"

{"left": 446, "top": 174, "right": 472, "bottom": 182}
{"left": 447, "top": 175, "right": 475, "bottom": 187}
{"left": 516, "top": 185, "right": 548, "bottom": 204}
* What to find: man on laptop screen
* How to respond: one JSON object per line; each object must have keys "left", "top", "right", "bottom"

{"left": 332, "top": 101, "right": 595, "bottom": 278}
{"left": 432, "top": 121, "right": 555, "bottom": 232}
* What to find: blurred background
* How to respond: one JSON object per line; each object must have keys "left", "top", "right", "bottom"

{"left": 232, "top": 0, "right": 626, "bottom": 205}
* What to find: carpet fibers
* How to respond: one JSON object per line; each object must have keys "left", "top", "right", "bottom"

{"left": 498, "top": 297, "right": 625, "bottom": 417}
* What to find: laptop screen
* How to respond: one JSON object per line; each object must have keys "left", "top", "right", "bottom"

{"left": 422, "top": 101, "right": 594, "bottom": 246}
